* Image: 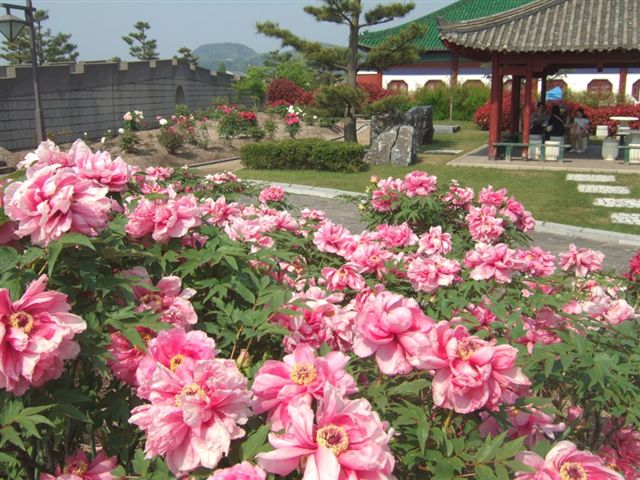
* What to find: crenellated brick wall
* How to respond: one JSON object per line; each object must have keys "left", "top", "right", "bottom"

{"left": 0, "top": 59, "right": 237, "bottom": 150}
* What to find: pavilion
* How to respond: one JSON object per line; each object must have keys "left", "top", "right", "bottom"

{"left": 438, "top": 0, "right": 640, "bottom": 159}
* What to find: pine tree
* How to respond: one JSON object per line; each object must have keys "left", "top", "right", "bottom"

{"left": 1, "top": 9, "right": 78, "bottom": 64}
{"left": 122, "top": 21, "right": 158, "bottom": 61}
{"left": 217, "top": 62, "right": 227, "bottom": 74}
{"left": 257, "top": 1, "right": 424, "bottom": 142}
{"left": 176, "top": 46, "right": 198, "bottom": 65}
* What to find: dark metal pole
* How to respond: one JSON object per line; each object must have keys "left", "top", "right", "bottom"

{"left": 25, "top": 0, "right": 45, "bottom": 143}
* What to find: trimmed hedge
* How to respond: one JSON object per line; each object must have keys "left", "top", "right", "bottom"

{"left": 240, "top": 139, "right": 368, "bottom": 172}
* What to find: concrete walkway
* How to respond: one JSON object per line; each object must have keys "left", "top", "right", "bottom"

{"left": 286, "top": 193, "right": 637, "bottom": 272}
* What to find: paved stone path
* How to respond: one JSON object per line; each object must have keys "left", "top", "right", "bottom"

{"left": 287, "top": 193, "right": 637, "bottom": 272}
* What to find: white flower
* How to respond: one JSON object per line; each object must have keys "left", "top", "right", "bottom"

{"left": 123, "top": 112, "right": 132, "bottom": 121}
{"left": 100, "top": 136, "right": 106, "bottom": 144}
{"left": 118, "top": 128, "right": 125, "bottom": 134}
{"left": 83, "top": 132, "right": 88, "bottom": 136}
{"left": 287, "top": 105, "right": 295, "bottom": 113}
{"left": 313, "top": 115, "right": 318, "bottom": 120}
{"left": 159, "top": 118, "right": 168, "bottom": 126}
{"left": 181, "top": 165, "right": 189, "bottom": 170}
{"left": 107, "top": 129, "right": 112, "bottom": 134}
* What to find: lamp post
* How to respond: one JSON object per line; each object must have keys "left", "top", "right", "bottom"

{"left": 0, "top": 1, "right": 46, "bottom": 143}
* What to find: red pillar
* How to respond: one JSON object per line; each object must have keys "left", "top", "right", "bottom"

{"left": 488, "top": 54, "right": 503, "bottom": 159}
{"left": 450, "top": 53, "right": 459, "bottom": 87}
{"left": 510, "top": 76, "right": 522, "bottom": 134}
{"left": 619, "top": 67, "right": 628, "bottom": 103}
{"left": 522, "top": 63, "right": 533, "bottom": 160}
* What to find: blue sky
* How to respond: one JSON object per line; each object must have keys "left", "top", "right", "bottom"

{"left": 23, "top": 0, "right": 454, "bottom": 60}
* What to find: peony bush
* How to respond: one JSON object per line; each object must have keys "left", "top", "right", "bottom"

{"left": 0, "top": 139, "right": 638, "bottom": 480}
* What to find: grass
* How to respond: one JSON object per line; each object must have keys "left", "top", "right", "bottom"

{"left": 238, "top": 121, "right": 640, "bottom": 235}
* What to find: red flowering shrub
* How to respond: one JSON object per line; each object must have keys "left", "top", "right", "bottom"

{"left": 474, "top": 95, "right": 640, "bottom": 134}
{"left": 267, "top": 78, "right": 315, "bottom": 106}
{"left": 359, "top": 82, "right": 396, "bottom": 103}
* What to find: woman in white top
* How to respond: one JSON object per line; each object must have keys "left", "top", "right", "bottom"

{"left": 569, "top": 108, "right": 590, "bottom": 153}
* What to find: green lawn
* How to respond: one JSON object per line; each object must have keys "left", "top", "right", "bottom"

{"left": 239, "top": 121, "right": 640, "bottom": 235}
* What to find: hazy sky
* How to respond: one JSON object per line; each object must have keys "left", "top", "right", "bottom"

{"left": 22, "top": 0, "right": 454, "bottom": 60}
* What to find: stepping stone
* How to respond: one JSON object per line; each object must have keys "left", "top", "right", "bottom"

{"left": 611, "top": 212, "right": 640, "bottom": 225}
{"left": 594, "top": 198, "right": 640, "bottom": 208}
{"left": 578, "top": 184, "right": 630, "bottom": 194}
{"left": 424, "top": 149, "right": 464, "bottom": 154}
{"left": 566, "top": 174, "right": 616, "bottom": 182}
{"left": 434, "top": 125, "right": 460, "bottom": 134}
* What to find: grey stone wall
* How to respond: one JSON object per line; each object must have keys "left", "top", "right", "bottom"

{"left": 0, "top": 59, "right": 236, "bottom": 150}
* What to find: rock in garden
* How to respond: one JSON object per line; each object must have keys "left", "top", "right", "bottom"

{"left": 365, "top": 126, "right": 400, "bottom": 166}
{"left": 405, "top": 106, "right": 434, "bottom": 145}
{"left": 369, "top": 110, "right": 405, "bottom": 146}
{"left": 390, "top": 126, "right": 415, "bottom": 166}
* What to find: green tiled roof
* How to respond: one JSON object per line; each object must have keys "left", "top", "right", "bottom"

{"left": 359, "top": 0, "right": 535, "bottom": 51}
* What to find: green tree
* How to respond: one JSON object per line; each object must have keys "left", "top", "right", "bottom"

{"left": 233, "top": 66, "right": 268, "bottom": 105}
{"left": 217, "top": 62, "right": 227, "bottom": 74}
{"left": 175, "top": 46, "right": 198, "bottom": 65}
{"left": 257, "top": 0, "right": 424, "bottom": 142}
{"left": 1, "top": 10, "right": 79, "bottom": 64}
{"left": 122, "top": 21, "right": 158, "bottom": 60}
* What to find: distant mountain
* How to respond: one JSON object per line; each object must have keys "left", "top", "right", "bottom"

{"left": 193, "top": 42, "right": 268, "bottom": 74}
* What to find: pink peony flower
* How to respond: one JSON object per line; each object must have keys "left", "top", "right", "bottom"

{"left": 252, "top": 343, "right": 357, "bottom": 431}
{"left": 144, "top": 166, "right": 174, "bottom": 181}
{"left": 466, "top": 205, "right": 505, "bottom": 243}
{"left": 444, "top": 181, "right": 474, "bottom": 207}
{"left": 560, "top": 244, "right": 605, "bottom": 277}
{"left": 136, "top": 327, "right": 217, "bottom": 399}
{"left": 479, "top": 186, "right": 507, "bottom": 207}
{"left": 129, "top": 359, "right": 252, "bottom": 476}
{"left": 464, "top": 243, "right": 519, "bottom": 283}
{"left": 352, "top": 289, "right": 435, "bottom": 375}
{"left": 122, "top": 267, "right": 198, "bottom": 328}
{"left": 126, "top": 194, "right": 201, "bottom": 243}
{"left": 18, "top": 140, "right": 75, "bottom": 170}
{"left": 421, "top": 322, "right": 530, "bottom": 413}
{"left": 480, "top": 407, "right": 566, "bottom": 448}
{"left": 106, "top": 326, "right": 156, "bottom": 386}
{"left": 602, "top": 299, "right": 635, "bottom": 325}
{"left": 0, "top": 275, "right": 86, "bottom": 395}
{"left": 600, "top": 427, "right": 640, "bottom": 479}
{"left": 201, "top": 196, "right": 242, "bottom": 227}
{"left": 74, "top": 148, "right": 131, "bottom": 192}
{"left": 517, "top": 308, "right": 565, "bottom": 355}
{"left": 208, "top": 462, "right": 266, "bottom": 480}
{"left": 258, "top": 185, "right": 286, "bottom": 203}
{"left": 320, "top": 263, "right": 365, "bottom": 291}
{"left": 40, "top": 449, "right": 118, "bottom": 480}
{"left": 4, "top": 165, "right": 111, "bottom": 246}
{"left": 418, "top": 226, "right": 452, "bottom": 256}
{"left": 256, "top": 387, "right": 395, "bottom": 480}
{"left": 404, "top": 171, "right": 437, "bottom": 197}
{"left": 373, "top": 222, "right": 418, "bottom": 248}
{"left": 515, "top": 441, "right": 624, "bottom": 479}
{"left": 312, "top": 221, "right": 353, "bottom": 255}
{"left": 371, "top": 177, "right": 404, "bottom": 212}
{"left": 406, "top": 255, "right": 461, "bottom": 293}
{"left": 348, "top": 242, "right": 394, "bottom": 277}
{"left": 515, "top": 247, "right": 556, "bottom": 277}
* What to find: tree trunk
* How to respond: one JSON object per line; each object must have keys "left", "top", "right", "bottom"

{"left": 344, "top": 1, "right": 360, "bottom": 143}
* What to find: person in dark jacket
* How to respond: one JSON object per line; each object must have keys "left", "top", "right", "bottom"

{"left": 545, "top": 105, "right": 565, "bottom": 139}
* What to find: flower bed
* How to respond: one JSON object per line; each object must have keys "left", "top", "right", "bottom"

{"left": 0, "top": 140, "right": 639, "bottom": 479}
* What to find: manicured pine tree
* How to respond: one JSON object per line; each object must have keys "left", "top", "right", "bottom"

{"left": 257, "top": 0, "right": 425, "bottom": 143}
{"left": 176, "top": 46, "right": 199, "bottom": 66}
{"left": 122, "top": 21, "right": 158, "bottom": 61}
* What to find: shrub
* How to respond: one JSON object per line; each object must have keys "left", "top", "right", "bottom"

{"left": 158, "top": 126, "right": 185, "bottom": 154}
{"left": 216, "top": 105, "right": 261, "bottom": 139}
{"left": 284, "top": 112, "right": 301, "bottom": 138}
{"left": 267, "top": 78, "right": 315, "bottom": 105}
{"left": 119, "top": 129, "right": 140, "bottom": 153}
{"left": 412, "top": 84, "right": 490, "bottom": 121}
{"left": 359, "top": 82, "right": 396, "bottom": 103}
{"left": 175, "top": 103, "right": 190, "bottom": 117}
{"left": 413, "top": 85, "right": 451, "bottom": 120}
{"left": 240, "top": 139, "right": 367, "bottom": 172}
{"left": 365, "top": 93, "right": 413, "bottom": 115}
{"left": 318, "top": 116, "right": 340, "bottom": 128}
{"left": 263, "top": 118, "right": 278, "bottom": 139}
